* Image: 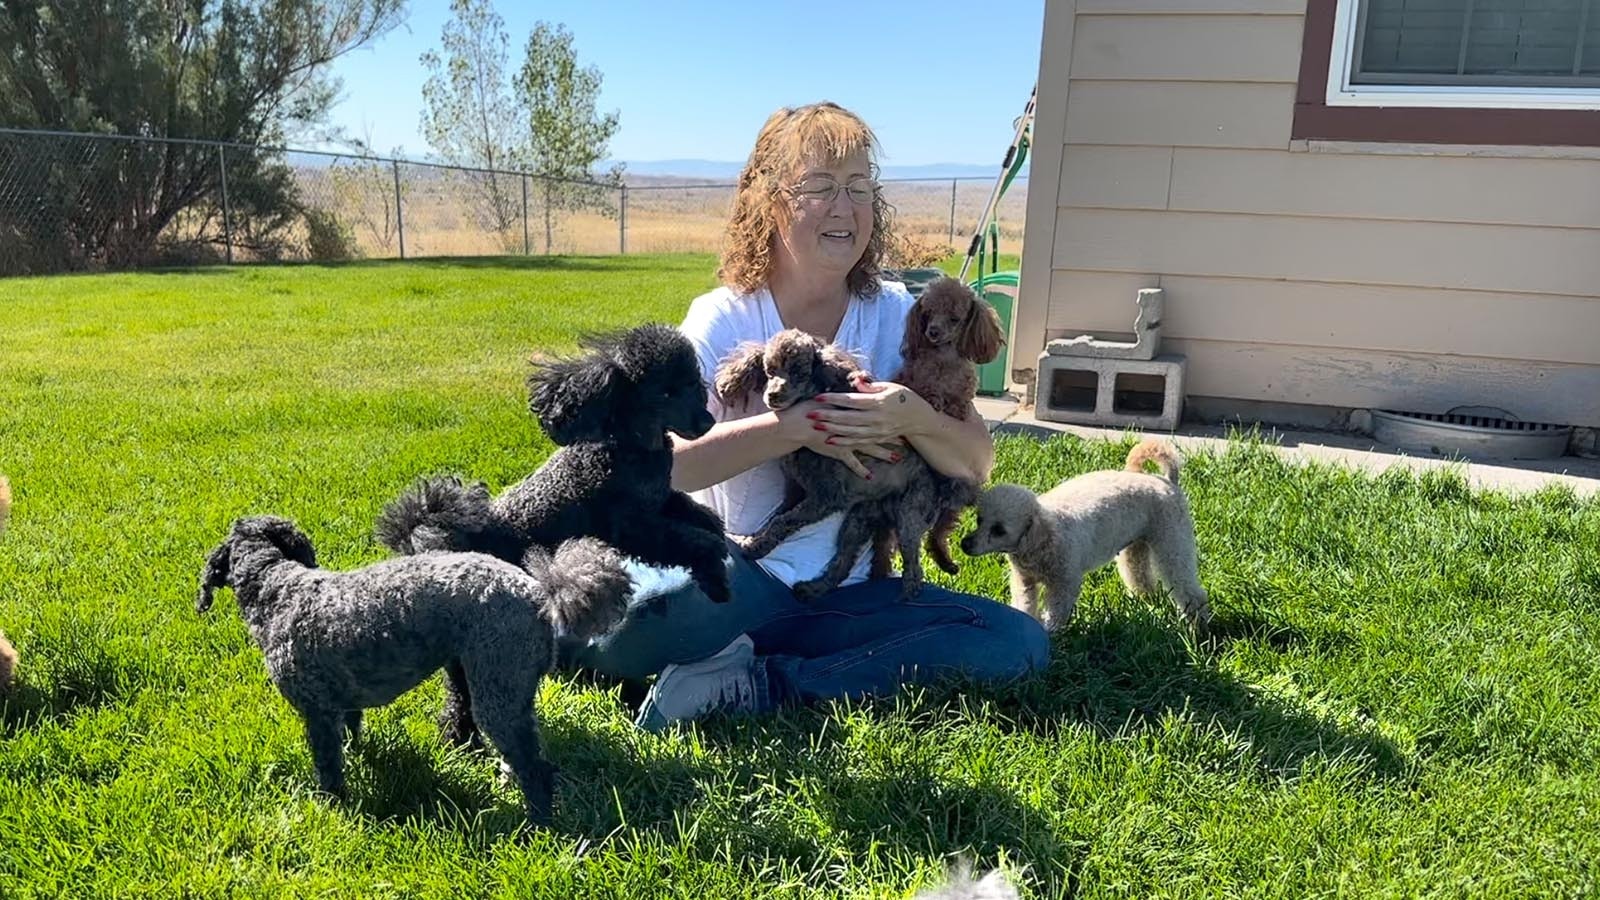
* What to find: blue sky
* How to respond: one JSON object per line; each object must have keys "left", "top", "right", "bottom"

{"left": 324, "top": 0, "right": 1046, "bottom": 167}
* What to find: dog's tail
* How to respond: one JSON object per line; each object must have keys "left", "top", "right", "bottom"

{"left": 375, "top": 475, "right": 499, "bottom": 555}
{"left": 524, "top": 537, "right": 634, "bottom": 642}
{"left": 1125, "top": 438, "right": 1181, "bottom": 484}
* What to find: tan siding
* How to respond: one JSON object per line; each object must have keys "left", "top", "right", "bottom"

{"left": 1024, "top": 0, "right": 1600, "bottom": 427}
{"left": 1162, "top": 338, "right": 1600, "bottom": 425}
{"left": 1063, "top": 82, "right": 1296, "bottom": 149}
{"left": 1053, "top": 208, "right": 1600, "bottom": 296}
{"left": 1071, "top": 15, "right": 1305, "bottom": 82}
{"left": 1058, "top": 146, "right": 1173, "bottom": 209}
{"left": 1170, "top": 148, "right": 1600, "bottom": 228}
{"left": 1015, "top": 0, "right": 1078, "bottom": 370}
{"left": 1046, "top": 272, "right": 1600, "bottom": 366}
{"left": 1076, "top": 0, "right": 1305, "bottom": 12}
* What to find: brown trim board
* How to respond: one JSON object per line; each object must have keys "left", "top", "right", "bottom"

{"left": 1293, "top": 0, "right": 1600, "bottom": 147}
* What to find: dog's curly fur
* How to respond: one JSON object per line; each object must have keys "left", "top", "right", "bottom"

{"left": 960, "top": 439, "right": 1212, "bottom": 630}
{"left": 198, "top": 515, "right": 633, "bottom": 826}
{"left": 714, "top": 328, "right": 942, "bottom": 601}
{"left": 0, "top": 475, "right": 15, "bottom": 692}
{"left": 871, "top": 277, "right": 1006, "bottom": 578}
{"left": 377, "top": 324, "right": 730, "bottom": 746}
{"left": 375, "top": 323, "right": 730, "bottom": 599}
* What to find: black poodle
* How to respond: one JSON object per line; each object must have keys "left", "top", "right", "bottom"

{"left": 376, "top": 324, "right": 730, "bottom": 746}
{"left": 376, "top": 322, "right": 731, "bottom": 602}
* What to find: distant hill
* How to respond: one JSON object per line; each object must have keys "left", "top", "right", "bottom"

{"left": 608, "top": 159, "right": 1021, "bottom": 182}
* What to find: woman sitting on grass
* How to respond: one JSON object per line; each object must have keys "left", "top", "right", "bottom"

{"left": 564, "top": 101, "right": 1049, "bottom": 730}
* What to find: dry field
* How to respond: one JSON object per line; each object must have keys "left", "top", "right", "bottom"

{"left": 286, "top": 158, "right": 1029, "bottom": 261}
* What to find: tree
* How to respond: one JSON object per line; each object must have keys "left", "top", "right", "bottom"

{"left": 517, "top": 21, "right": 622, "bottom": 253}
{"left": 418, "top": 0, "right": 526, "bottom": 242}
{"left": 0, "top": 0, "right": 406, "bottom": 272}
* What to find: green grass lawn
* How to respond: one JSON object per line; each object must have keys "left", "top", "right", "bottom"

{"left": 2, "top": 256, "right": 1598, "bottom": 899}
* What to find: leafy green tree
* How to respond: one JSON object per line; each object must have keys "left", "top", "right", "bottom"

{"left": 0, "top": 0, "right": 405, "bottom": 272}
{"left": 419, "top": 0, "right": 526, "bottom": 239}
{"left": 517, "top": 21, "right": 622, "bottom": 252}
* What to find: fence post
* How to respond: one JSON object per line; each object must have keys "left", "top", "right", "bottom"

{"left": 217, "top": 145, "right": 234, "bottom": 264}
{"left": 948, "top": 178, "right": 957, "bottom": 247}
{"left": 392, "top": 159, "right": 406, "bottom": 260}
{"left": 619, "top": 185, "right": 628, "bottom": 254}
{"left": 543, "top": 179, "right": 553, "bottom": 253}
{"left": 522, "top": 174, "right": 530, "bottom": 255}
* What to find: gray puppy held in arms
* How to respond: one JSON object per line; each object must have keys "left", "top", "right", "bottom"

{"left": 960, "top": 439, "right": 1212, "bottom": 631}
{"left": 197, "top": 515, "right": 633, "bottom": 827}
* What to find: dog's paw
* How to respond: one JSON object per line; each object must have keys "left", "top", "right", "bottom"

{"left": 897, "top": 578, "right": 925, "bottom": 602}
{"left": 732, "top": 533, "right": 776, "bottom": 559}
{"left": 699, "top": 570, "right": 733, "bottom": 604}
{"left": 792, "top": 579, "right": 829, "bottom": 603}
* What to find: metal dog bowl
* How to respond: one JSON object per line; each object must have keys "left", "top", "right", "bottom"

{"left": 1371, "top": 407, "right": 1572, "bottom": 460}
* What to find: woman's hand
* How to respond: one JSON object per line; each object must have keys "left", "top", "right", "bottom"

{"left": 777, "top": 399, "right": 903, "bottom": 479}
{"left": 806, "top": 376, "right": 933, "bottom": 444}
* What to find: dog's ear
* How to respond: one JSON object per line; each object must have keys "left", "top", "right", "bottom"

{"left": 713, "top": 341, "right": 769, "bottom": 405}
{"left": 900, "top": 298, "right": 934, "bottom": 359}
{"left": 254, "top": 517, "right": 317, "bottom": 568}
{"left": 958, "top": 292, "right": 1006, "bottom": 364}
{"left": 1014, "top": 504, "right": 1051, "bottom": 559}
{"left": 197, "top": 538, "right": 232, "bottom": 613}
{"left": 528, "top": 354, "right": 622, "bottom": 444}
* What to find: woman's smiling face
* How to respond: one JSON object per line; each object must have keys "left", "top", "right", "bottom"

{"left": 774, "top": 149, "right": 876, "bottom": 282}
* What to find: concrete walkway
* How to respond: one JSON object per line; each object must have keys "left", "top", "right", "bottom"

{"left": 975, "top": 394, "right": 1600, "bottom": 498}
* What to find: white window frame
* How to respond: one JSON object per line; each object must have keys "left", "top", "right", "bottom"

{"left": 1327, "top": 0, "right": 1600, "bottom": 110}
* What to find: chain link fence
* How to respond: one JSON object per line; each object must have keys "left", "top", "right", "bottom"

{"left": 0, "top": 128, "right": 1026, "bottom": 277}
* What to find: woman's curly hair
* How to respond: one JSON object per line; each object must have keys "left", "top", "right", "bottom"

{"left": 717, "top": 102, "right": 893, "bottom": 298}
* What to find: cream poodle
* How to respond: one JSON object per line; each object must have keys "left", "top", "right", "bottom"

{"left": 959, "top": 439, "right": 1211, "bottom": 630}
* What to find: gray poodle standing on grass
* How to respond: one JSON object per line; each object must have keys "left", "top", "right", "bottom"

{"left": 197, "top": 515, "right": 633, "bottom": 826}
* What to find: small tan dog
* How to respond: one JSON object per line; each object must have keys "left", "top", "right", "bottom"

{"left": 0, "top": 475, "right": 16, "bottom": 691}
{"left": 959, "top": 439, "right": 1211, "bottom": 630}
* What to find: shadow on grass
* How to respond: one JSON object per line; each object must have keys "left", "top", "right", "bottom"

{"left": 0, "top": 627, "right": 153, "bottom": 733}
{"left": 548, "top": 722, "right": 1066, "bottom": 880}
{"left": 342, "top": 722, "right": 511, "bottom": 832}
{"left": 994, "top": 608, "right": 1406, "bottom": 780}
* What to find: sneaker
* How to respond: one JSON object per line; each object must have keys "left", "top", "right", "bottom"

{"left": 634, "top": 634, "right": 759, "bottom": 732}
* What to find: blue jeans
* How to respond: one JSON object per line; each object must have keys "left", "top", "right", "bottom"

{"left": 561, "top": 541, "right": 1051, "bottom": 712}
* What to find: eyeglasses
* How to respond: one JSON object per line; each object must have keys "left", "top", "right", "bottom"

{"left": 787, "top": 175, "right": 878, "bottom": 205}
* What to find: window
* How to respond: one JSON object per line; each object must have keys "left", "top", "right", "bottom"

{"left": 1293, "top": 0, "right": 1600, "bottom": 146}
{"left": 1329, "top": 0, "right": 1600, "bottom": 108}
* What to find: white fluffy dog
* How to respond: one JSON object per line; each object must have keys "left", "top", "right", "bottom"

{"left": 959, "top": 439, "right": 1211, "bottom": 630}
{"left": 913, "top": 865, "right": 1019, "bottom": 899}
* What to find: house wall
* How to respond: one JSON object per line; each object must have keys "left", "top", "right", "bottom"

{"left": 1016, "top": 0, "right": 1600, "bottom": 428}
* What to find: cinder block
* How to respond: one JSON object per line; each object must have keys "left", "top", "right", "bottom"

{"left": 1034, "top": 351, "right": 1187, "bottom": 431}
{"left": 1045, "top": 288, "right": 1164, "bottom": 361}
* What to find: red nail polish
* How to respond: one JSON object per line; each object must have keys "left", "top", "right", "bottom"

{"left": 890, "top": 454, "right": 902, "bottom": 462}
{"left": 805, "top": 411, "right": 819, "bottom": 420}
{"left": 825, "top": 437, "right": 837, "bottom": 445}
{"left": 813, "top": 423, "right": 827, "bottom": 431}
{"left": 865, "top": 472, "right": 873, "bottom": 480}
{"left": 813, "top": 395, "right": 826, "bottom": 402}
